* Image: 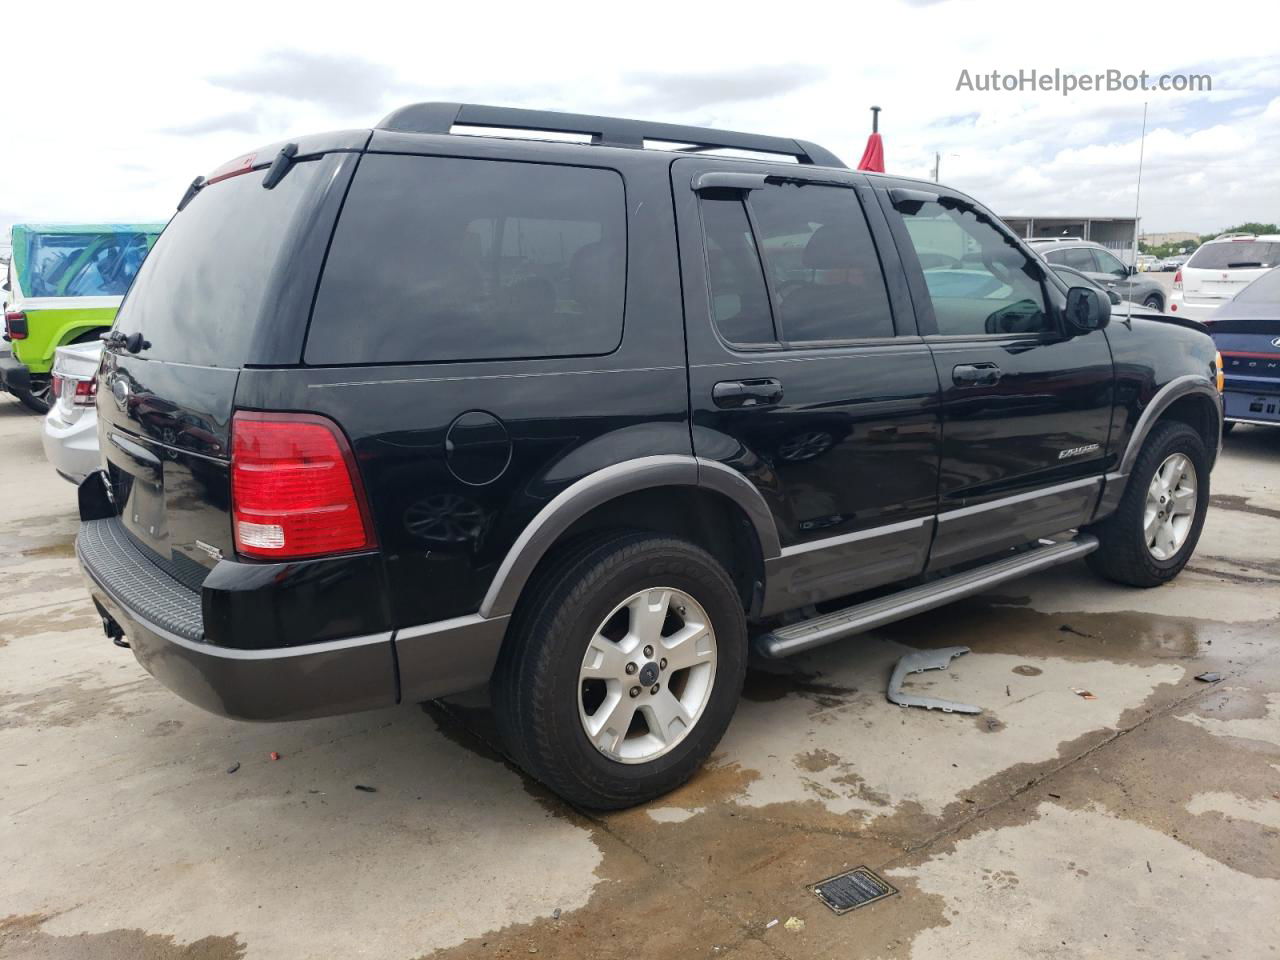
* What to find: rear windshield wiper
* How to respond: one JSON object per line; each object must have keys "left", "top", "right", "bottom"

{"left": 177, "top": 176, "right": 205, "bottom": 212}
{"left": 1226, "top": 261, "right": 1263, "bottom": 268}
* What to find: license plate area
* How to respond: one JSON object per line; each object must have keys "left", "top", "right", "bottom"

{"left": 105, "top": 431, "right": 169, "bottom": 554}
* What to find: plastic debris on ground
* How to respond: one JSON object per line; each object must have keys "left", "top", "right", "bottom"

{"left": 887, "top": 646, "right": 982, "bottom": 714}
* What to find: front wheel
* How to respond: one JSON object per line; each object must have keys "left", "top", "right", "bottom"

{"left": 492, "top": 533, "right": 747, "bottom": 809}
{"left": 1086, "top": 420, "right": 1210, "bottom": 587}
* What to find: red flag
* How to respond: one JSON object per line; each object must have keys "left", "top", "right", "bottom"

{"left": 857, "top": 132, "right": 884, "bottom": 172}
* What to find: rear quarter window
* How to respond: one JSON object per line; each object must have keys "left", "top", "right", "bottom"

{"left": 306, "top": 155, "right": 627, "bottom": 365}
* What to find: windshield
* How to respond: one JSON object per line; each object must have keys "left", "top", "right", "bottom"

{"left": 17, "top": 228, "right": 164, "bottom": 297}
{"left": 1187, "top": 241, "right": 1280, "bottom": 270}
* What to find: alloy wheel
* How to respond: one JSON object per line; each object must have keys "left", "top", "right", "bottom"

{"left": 1144, "top": 452, "right": 1197, "bottom": 560}
{"left": 577, "top": 587, "right": 717, "bottom": 764}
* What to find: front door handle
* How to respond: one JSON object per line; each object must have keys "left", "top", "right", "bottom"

{"left": 712, "top": 378, "right": 784, "bottom": 409}
{"left": 952, "top": 363, "right": 1002, "bottom": 387}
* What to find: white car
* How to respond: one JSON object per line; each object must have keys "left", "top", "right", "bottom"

{"left": 1169, "top": 234, "right": 1280, "bottom": 321}
{"left": 41, "top": 340, "right": 102, "bottom": 483}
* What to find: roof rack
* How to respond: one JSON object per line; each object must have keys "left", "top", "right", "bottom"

{"left": 376, "top": 102, "right": 845, "bottom": 168}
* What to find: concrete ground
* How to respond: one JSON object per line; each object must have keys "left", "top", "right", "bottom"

{"left": 2, "top": 391, "right": 1278, "bottom": 960}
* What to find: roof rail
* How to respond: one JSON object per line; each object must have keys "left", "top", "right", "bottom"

{"left": 375, "top": 102, "right": 845, "bottom": 168}
{"left": 1213, "top": 232, "right": 1256, "bottom": 241}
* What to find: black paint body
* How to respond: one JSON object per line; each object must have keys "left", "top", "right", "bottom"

{"left": 77, "top": 117, "right": 1222, "bottom": 721}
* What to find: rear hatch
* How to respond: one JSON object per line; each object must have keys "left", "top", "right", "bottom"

{"left": 1181, "top": 238, "right": 1280, "bottom": 306}
{"left": 97, "top": 146, "right": 356, "bottom": 583}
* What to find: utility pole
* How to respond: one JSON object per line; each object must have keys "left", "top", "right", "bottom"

{"left": 933, "top": 152, "right": 941, "bottom": 182}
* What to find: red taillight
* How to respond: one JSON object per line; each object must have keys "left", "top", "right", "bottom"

{"left": 73, "top": 378, "right": 98, "bottom": 407}
{"left": 1173, "top": 269, "right": 1183, "bottom": 289}
{"left": 231, "top": 412, "right": 375, "bottom": 561}
{"left": 4, "top": 310, "right": 26, "bottom": 340}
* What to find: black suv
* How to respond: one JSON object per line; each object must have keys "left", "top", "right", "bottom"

{"left": 77, "top": 103, "right": 1223, "bottom": 809}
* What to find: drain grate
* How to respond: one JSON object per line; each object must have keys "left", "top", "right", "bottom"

{"left": 810, "top": 866, "right": 898, "bottom": 915}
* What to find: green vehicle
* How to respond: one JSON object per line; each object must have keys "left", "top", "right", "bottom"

{"left": 2, "top": 223, "right": 165, "bottom": 411}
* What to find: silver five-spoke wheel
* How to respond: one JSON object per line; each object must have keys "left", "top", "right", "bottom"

{"left": 1144, "top": 452, "right": 1197, "bottom": 560}
{"left": 578, "top": 587, "right": 717, "bottom": 764}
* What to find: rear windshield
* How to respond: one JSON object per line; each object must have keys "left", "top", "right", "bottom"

{"left": 1234, "top": 266, "right": 1280, "bottom": 303}
{"left": 114, "top": 158, "right": 326, "bottom": 368}
{"left": 305, "top": 154, "right": 626, "bottom": 365}
{"left": 1187, "top": 241, "right": 1280, "bottom": 270}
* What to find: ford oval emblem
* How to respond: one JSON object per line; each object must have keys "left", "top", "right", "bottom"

{"left": 111, "top": 376, "right": 130, "bottom": 411}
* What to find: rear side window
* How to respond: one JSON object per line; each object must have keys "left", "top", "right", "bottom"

{"left": 115, "top": 159, "right": 327, "bottom": 368}
{"left": 1188, "top": 241, "right": 1280, "bottom": 270}
{"left": 1045, "top": 247, "right": 1096, "bottom": 272}
{"left": 306, "top": 155, "right": 626, "bottom": 365}
{"left": 698, "top": 182, "right": 893, "bottom": 346}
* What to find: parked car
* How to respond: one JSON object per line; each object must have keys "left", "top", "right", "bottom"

{"left": 1, "top": 223, "right": 164, "bottom": 412}
{"left": 1048, "top": 265, "right": 1164, "bottom": 317}
{"left": 41, "top": 340, "right": 103, "bottom": 483}
{"left": 1169, "top": 234, "right": 1280, "bottom": 322}
{"left": 1032, "top": 240, "right": 1168, "bottom": 311}
{"left": 76, "top": 103, "right": 1223, "bottom": 809}
{"left": 1136, "top": 254, "right": 1158, "bottom": 272}
{"left": 1202, "top": 266, "right": 1280, "bottom": 430}
{"left": 1159, "top": 254, "right": 1190, "bottom": 271}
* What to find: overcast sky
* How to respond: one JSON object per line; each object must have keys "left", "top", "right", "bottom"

{"left": 2, "top": 0, "right": 1276, "bottom": 244}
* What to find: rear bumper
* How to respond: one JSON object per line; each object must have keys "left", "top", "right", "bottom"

{"left": 1224, "top": 388, "right": 1280, "bottom": 424}
{"left": 42, "top": 407, "right": 99, "bottom": 484}
{"left": 1167, "top": 297, "right": 1227, "bottom": 322}
{"left": 0, "top": 352, "right": 31, "bottom": 394}
{"left": 76, "top": 515, "right": 507, "bottom": 721}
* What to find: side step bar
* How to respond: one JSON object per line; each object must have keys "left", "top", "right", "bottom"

{"left": 755, "top": 534, "right": 1099, "bottom": 659}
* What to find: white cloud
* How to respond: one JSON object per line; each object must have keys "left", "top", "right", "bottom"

{"left": 0, "top": 0, "right": 1276, "bottom": 234}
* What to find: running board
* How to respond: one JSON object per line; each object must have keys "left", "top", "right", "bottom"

{"left": 755, "top": 535, "right": 1099, "bottom": 659}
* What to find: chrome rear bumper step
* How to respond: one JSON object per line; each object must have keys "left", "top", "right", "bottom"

{"left": 755, "top": 534, "right": 1099, "bottom": 659}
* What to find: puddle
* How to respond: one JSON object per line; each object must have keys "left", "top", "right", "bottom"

{"left": 1176, "top": 691, "right": 1280, "bottom": 748}
{"left": 719, "top": 641, "right": 1184, "bottom": 819}
{"left": 0, "top": 914, "right": 245, "bottom": 960}
{"left": 888, "top": 803, "right": 1280, "bottom": 957}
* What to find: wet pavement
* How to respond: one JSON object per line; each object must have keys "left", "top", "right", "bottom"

{"left": 2, "top": 392, "right": 1278, "bottom": 959}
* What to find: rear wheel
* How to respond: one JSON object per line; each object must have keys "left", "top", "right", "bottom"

{"left": 1086, "top": 420, "right": 1209, "bottom": 587}
{"left": 492, "top": 532, "right": 747, "bottom": 809}
{"left": 1142, "top": 294, "right": 1163, "bottom": 311}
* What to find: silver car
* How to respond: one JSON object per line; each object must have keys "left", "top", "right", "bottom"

{"left": 1032, "top": 240, "right": 1169, "bottom": 311}
{"left": 41, "top": 340, "right": 102, "bottom": 483}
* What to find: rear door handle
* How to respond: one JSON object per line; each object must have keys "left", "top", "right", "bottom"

{"left": 952, "top": 363, "right": 1002, "bottom": 387}
{"left": 712, "top": 378, "right": 784, "bottom": 409}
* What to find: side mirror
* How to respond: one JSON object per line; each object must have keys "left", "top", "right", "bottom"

{"left": 1066, "top": 286, "right": 1111, "bottom": 333}
{"left": 1107, "top": 288, "right": 1122, "bottom": 306}
{"left": 1126, "top": 264, "right": 1137, "bottom": 276}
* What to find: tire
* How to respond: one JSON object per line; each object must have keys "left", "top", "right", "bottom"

{"left": 1142, "top": 294, "right": 1163, "bottom": 311}
{"left": 1086, "top": 420, "right": 1209, "bottom": 587}
{"left": 492, "top": 532, "right": 747, "bottom": 809}
{"left": 16, "top": 377, "right": 52, "bottom": 414}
